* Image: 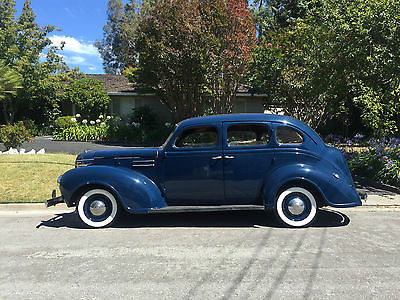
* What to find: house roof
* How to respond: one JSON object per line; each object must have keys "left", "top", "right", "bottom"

{"left": 86, "top": 74, "right": 138, "bottom": 94}
{"left": 85, "top": 74, "right": 263, "bottom": 96}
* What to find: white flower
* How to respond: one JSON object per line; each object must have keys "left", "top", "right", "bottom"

{"left": 165, "top": 122, "right": 171, "bottom": 127}
{"left": 100, "top": 122, "right": 105, "bottom": 126}
{"left": 75, "top": 114, "right": 81, "bottom": 118}
{"left": 99, "top": 114, "right": 103, "bottom": 119}
{"left": 90, "top": 120, "right": 95, "bottom": 125}
{"left": 107, "top": 116, "right": 111, "bottom": 120}
{"left": 96, "top": 119, "right": 101, "bottom": 123}
{"left": 82, "top": 119, "right": 87, "bottom": 124}
{"left": 71, "top": 117, "right": 77, "bottom": 122}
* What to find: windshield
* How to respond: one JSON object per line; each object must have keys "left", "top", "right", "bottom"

{"left": 161, "top": 124, "right": 177, "bottom": 148}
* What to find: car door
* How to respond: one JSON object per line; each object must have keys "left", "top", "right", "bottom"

{"left": 162, "top": 123, "right": 225, "bottom": 206}
{"left": 222, "top": 121, "right": 275, "bottom": 205}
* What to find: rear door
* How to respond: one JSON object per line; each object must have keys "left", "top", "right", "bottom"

{"left": 222, "top": 122, "right": 275, "bottom": 204}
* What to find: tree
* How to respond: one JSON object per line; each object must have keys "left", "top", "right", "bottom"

{"left": 202, "top": 0, "right": 256, "bottom": 114}
{"left": 96, "top": 0, "right": 158, "bottom": 74}
{"left": 250, "top": 0, "right": 400, "bottom": 135}
{"left": 0, "top": 60, "right": 21, "bottom": 123}
{"left": 133, "top": 0, "right": 256, "bottom": 121}
{"left": 0, "top": 0, "right": 67, "bottom": 125}
{"left": 95, "top": 0, "right": 124, "bottom": 74}
{"left": 64, "top": 77, "right": 111, "bottom": 120}
{"left": 251, "top": 0, "right": 311, "bottom": 36}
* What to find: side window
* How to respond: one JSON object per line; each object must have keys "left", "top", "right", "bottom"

{"left": 175, "top": 126, "right": 218, "bottom": 148}
{"left": 227, "top": 123, "right": 270, "bottom": 147}
{"left": 276, "top": 126, "right": 304, "bottom": 144}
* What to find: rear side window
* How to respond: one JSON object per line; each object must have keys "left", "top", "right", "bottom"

{"left": 276, "top": 126, "right": 303, "bottom": 144}
{"left": 175, "top": 126, "right": 218, "bottom": 148}
{"left": 227, "top": 123, "right": 270, "bottom": 147}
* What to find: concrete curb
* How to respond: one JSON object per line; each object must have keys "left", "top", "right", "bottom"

{"left": 0, "top": 202, "right": 399, "bottom": 213}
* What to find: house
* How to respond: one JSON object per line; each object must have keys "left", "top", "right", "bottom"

{"left": 85, "top": 74, "right": 276, "bottom": 121}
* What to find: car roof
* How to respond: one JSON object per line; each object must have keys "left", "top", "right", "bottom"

{"left": 177, "top": 113, "right": 322, "bottom": 144}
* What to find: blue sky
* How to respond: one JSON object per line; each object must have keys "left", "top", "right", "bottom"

{"left": 14, "top": 0, "right": 117, "bottom": 74}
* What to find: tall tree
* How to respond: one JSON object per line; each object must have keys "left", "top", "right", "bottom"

{"left": 96, "top": 0, "right": 158, "bottom": 74}
{"left": 95, "top": 0, "right": 124, "bottom": 74}
{"left": 0, "top": 0, "right": 66, "bottom": 124}
{"left": 203, "top": 0, "right": 256, "bottom": 114}
{"left": 134, "top": 0, "right": 256, "bottom": 121}
{"left": 0, "top": 60, "right": 21, "bottom": 123}
{"left": 251, "top": 0, "right": 310, "bottom": 37}
{"left": 0, "top": 0, "right": 18, "bottom": 64}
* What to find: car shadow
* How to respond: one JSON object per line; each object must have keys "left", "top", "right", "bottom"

{"left": 36, "top": 208, "right": 349, "bottom": 229}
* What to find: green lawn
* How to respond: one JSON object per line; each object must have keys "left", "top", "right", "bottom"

{"left": 0, "top": 154, "right": 75, "bottom": 203}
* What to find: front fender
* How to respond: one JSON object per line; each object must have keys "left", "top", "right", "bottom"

{"left": 262, "top": 164, "right": 362, "bottom": 208}
{"left": 59, "top": 166, "right": 167, "bottom": 213}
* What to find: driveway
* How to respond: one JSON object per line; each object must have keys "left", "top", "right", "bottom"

{"left": 0, "top": 136, "right": 158, "bottom": 155}
{"left": 0, "top": 208, "right": 399, "bottom": 299}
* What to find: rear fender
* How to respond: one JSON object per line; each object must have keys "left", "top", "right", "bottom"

{"left": 262, "top": 164, "right": 361, "bottom": 208}
{"left": 59, "top": 166, "right": 167, "bottom": 213}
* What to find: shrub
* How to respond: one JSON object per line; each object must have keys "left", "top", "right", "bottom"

{"left": 54, "top": 116, "right": 75, "bottom": 133}
{"left": 21, "top": 119, "right": 39, "bottom": 137}
{"left": 325, "top": 134, "right": 400, "bottom": 187}
{"left": 0, "top": 122, "right": 33, "bottom": 149}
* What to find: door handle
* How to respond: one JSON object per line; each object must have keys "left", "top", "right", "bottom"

{"left": 212, "top": 156, "right": 223, "bottom": 160}
{"left": 224, "top": 155, "right": 235, "bottom": 159}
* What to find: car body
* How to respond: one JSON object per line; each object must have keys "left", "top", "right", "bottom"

{"left": 47, "top": 113, "right": 362, "bottom": 228}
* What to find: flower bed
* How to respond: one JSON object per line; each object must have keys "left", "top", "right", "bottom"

{"left": 324, "top": 134, "right": 400, "bottom": 188}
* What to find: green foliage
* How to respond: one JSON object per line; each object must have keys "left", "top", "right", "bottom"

{"left": 0, "top": 0, "right": 67, "bottom": 126}
{"left": 95, "top": 0, "right": 157, "bottom": 74}
{"left": 251, "top": 0, "right": 311, "bottom": 35}
{"left": 0, "top": 121, "right": 32, "bottom": 149}
{"left": 64, "top": 78, "right": 110, "bottom": 120}
{"left": 0, "top": 60, "right": 22, "bottom": 122}
{"left": 54, "top": 124, "right": 110, "bottom": 142}
{"left": 54, "top": 116, "right": 75, "bottom": 132}
{"left": 251, "top": 0, "right": 400, "bottom": 135}
{"left": 328, "top": 136, "right": 400, "bottom": 188}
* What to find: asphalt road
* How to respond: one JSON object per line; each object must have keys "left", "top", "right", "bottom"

{"left": 0, "top": 209, "right": 399, "bottom": 299}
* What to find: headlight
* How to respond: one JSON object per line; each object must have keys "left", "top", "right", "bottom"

{"left": 57, "top": 175, "right": 62, "bottom": 187}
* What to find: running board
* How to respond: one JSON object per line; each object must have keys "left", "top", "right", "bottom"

{"left": 149, "top": 205, "right": 265, "bottom": 214}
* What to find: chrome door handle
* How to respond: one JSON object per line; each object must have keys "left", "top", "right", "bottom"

{"left": 224, "top": 155, "right": 235, "bottom": 159}
{"left": 212, "top": 156, "right": 223, "bottom": 160}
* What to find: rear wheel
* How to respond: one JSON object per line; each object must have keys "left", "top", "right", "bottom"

{"left": 275, "top": 186, "right": 317, "bottom": 227}
{"left": 77, "top": 188, "right": 119, "bottom": 228}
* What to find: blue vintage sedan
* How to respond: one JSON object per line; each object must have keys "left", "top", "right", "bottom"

{"left": 47, "top": 114, "right": 362, "bottom": 228}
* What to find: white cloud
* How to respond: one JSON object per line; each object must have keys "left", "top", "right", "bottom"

{"left": 50, "top": 35, "right": 99, "bottom": 57}
{"left": 88, "top": 66, "right": 97, "bottom": 71}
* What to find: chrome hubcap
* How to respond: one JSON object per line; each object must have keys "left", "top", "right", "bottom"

{"left": 287, "top": 197, "right": 305, "bottom": 215}
{"left": 89, "top": 200, "right": 107, "bottom": 216}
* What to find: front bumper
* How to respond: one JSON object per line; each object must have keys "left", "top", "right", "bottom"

{"left": 45, "top": 189, "right": 64, "bottom": 207}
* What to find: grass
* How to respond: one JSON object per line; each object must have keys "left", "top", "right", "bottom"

{"left": 0, "top": 154, "right": 75, "bottom": 203}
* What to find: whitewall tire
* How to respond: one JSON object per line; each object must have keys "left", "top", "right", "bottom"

{"left": 77, "top": 188, "right": 118, "bottom": 228}
{"left": 275, "top": 187, "right": 317, "bottom": 227}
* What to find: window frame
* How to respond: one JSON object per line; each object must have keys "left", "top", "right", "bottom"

{"left": 224, "top": 122, "right": 272, "bottom": 149}
{"left": 172, "top": 125, "right": 220, "bottom": 150}
{"left": 275, "top": 125, "right": 304, "bottom": 146}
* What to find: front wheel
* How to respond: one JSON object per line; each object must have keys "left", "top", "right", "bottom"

{"left": 275, "top": 186, "right": 317, "bottom": 227}
{"left": 77, "top": 188, "right": 119, "bottom": 228}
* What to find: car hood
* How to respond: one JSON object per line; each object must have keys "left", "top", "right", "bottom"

{"left": 76, "top": 148, "right": 160, "bottom": 166}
